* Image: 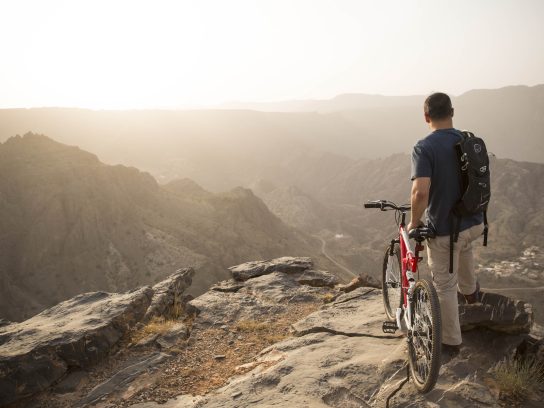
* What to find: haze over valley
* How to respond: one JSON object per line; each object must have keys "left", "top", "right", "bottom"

{"left": 1, "top": 85, "right": 544, "bottom": 323}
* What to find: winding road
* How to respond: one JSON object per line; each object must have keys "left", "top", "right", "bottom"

{"left": 315, "top": 235, "right": 358, "bottom": 281}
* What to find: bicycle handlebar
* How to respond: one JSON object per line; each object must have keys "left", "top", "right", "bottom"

{"left": 364, "top": 200, "right": 411, "bottom": 212}
{"left": 363, "top": 202, "right": 382, "bottom": 209}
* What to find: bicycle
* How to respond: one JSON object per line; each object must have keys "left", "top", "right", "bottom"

{"left": 364, "top": 199, "right": 442, "bottom": 393}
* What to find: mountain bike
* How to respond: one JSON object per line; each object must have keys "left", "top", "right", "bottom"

{"left": 364, "top": 200, "right": 442, "bottom": 393}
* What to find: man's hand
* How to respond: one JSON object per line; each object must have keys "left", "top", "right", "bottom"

{"left": 407, "top": 220, "right": 424, "bottom": 232}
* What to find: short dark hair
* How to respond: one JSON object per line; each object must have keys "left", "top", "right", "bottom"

{"left": 424, "top": 92, "right": 453, "bottom": 120}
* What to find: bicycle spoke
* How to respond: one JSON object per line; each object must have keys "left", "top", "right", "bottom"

{"left": 411, "top": 287, "right": 435, "bottom": 384}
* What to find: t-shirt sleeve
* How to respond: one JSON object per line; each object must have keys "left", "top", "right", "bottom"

{"left": 411, "top": 142, "right": 432, "bottom": 180}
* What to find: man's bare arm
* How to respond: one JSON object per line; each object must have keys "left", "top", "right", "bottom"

{"left": 408, "top": 177, "right": 431, "bottom": 230}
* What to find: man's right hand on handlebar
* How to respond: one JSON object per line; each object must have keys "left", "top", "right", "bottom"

{"left": 407, "top": 220, "right": 424, "bottom": 232}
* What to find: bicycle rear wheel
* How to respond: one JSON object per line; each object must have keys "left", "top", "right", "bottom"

{"left": 382, "top": 244, "right": 402, "bottom": 321}
{"left": 408, "top": 278, "right": 442, "bottom": 393}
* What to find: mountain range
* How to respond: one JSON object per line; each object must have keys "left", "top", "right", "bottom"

{"left": 0, "top": 134, "right": 318, "bottom": 321}
{"left": 1, "top": 84, "right": 543, "bottom": 321}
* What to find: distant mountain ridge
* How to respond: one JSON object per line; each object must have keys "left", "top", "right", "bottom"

{"left": 0, "top": 134, "right": 318, "bottom": 321}
{"left": 0, "top": 85, "right": 542, "bottom": 190}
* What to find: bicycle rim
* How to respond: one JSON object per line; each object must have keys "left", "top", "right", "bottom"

{"left": 408, "top": 278, "right": 442, "bottom": 393}
{"left": 382, "top": 244, "right": 402, "bottom": 321}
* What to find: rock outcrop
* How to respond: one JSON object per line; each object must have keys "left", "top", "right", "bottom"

{"left": 459, "top": 291, "right": 533, "bottom": 334}
{"left": 0, "top": 266, "right": 196, "bottom": 407}
{"left": 1, "top": 257, "right": 541, "bottom": 408}
{"left": 0, "top": 287, "right": 153, "bottom": 405}
{"left": 228, "top": 257, "right": 313, "bottom": 281}
{"left": 142, "top": 268, "right": 194, "bottom": 323}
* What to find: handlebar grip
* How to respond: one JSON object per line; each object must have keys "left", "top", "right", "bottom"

{"left": 364, "top": 202, "right": 382, "bottom": 209}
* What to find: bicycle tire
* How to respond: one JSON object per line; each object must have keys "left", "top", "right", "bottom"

{"left": 407, "top": 278, "right": 442, "bottom": 393}
{"left": 382, "top": 244, "right": 402, "bottom": 321}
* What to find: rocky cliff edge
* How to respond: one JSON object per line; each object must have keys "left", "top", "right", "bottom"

{"left": 0, "top": 258, "right": 542, "bottom": 408}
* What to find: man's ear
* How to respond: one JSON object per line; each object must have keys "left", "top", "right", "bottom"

{"left": 451, "top": 108, "right": 455, "bottom": 117}
{"left": 424, "top": 113, "right": 431, "bottom": 124}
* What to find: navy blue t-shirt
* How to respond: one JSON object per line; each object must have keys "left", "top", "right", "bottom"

{"left": 411, "top": 128, "right": 483, "bottom": 236}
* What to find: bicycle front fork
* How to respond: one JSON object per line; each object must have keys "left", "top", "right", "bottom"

{"left": 397, "top": 270, "right": 416, "bottom": 331}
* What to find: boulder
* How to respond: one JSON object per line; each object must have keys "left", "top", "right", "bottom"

{"left": 0, "top": 287, "right": 153, "bottom": 406}
{"left": 142, "top": 268, "right": 194, "bottom": 323}
{"left": 459, "top": 291, "right": 533, "bottom": 334}
{"left": 228, "top": 257, "right": 313, "bottom": 281}
{"left": 295, "top": 270, "right": 339, "bottom": 288}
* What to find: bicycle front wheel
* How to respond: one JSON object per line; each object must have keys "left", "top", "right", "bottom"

{"left": 408, "top": 278, "right": 442, "bottom": 393}
{"left": 382, "top": 244, "right": 402, "bottom": 321}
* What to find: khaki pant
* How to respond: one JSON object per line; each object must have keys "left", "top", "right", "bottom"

{"left": 427, "top": 223, "right": 484, "bottom": 346}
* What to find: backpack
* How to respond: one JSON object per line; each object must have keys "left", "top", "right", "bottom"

{"left": 449, "top": 130, "right": 490, "bottom": 273}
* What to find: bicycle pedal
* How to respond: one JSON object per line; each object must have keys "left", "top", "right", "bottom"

{"left": 382, "top": 321, "right": 398, "bottom": 334}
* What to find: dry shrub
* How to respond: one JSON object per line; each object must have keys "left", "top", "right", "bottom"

{"left": 131, "top": 317, "right": 177, "bottom": 344}
{"left": 493, "top": 356, "right": 544, "bottom": 399}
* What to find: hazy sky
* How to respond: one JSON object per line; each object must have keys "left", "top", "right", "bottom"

{"left": 1, "top": 0, "right": 543, "bottom": 108}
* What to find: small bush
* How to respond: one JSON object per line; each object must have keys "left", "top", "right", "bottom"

{"left": 493, "top": 356, "right": 544, "bottom": 399}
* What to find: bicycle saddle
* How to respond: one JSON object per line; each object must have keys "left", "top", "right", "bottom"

{"left": 408, "top": 227, "right": 436, "bottom": 241}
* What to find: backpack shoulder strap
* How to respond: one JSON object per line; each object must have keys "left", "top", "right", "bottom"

{"left": 483, "top": 210, "right": 488, "bottom": 246}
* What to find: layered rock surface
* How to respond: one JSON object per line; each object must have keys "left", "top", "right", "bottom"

{"left": 0, "top": 257, "right": 540, "bottom": 408}
{"left": 0, "top": 288, "right": 153, "bottom": 405}
{"left": 0, "top": 268, "right": 194, "bottom": 406}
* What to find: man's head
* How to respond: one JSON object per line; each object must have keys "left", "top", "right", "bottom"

{"left": 424, "top": 92, "right": 454, "bottom": 128}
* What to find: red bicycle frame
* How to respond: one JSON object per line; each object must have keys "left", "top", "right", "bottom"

{"left": 399, "top": 219, "right": 425, "bottom": 307}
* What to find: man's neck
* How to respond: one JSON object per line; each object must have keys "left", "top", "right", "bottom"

{"left": 429, "top": 118, "right": 453, "bottom": 131}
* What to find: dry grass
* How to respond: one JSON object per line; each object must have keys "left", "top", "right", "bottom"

{"left": 122, "top": 301, "right": 321, "bottom": 405}
{"left": 493, "top": 356, "right": 544, "bottom": 399}
{"left": 322, "top": 293, "right": 336, "bottom": 303}
{"left": 130, "top": 317, "right": 178, "bottom": 344}
{"left": 235, "top": 319, "right": 270, "bottom": 332}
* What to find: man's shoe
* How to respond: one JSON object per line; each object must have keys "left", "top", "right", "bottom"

{"left": 441, "top": 343, "right": 461, "bottom": 362}
{"left": 460, "top": 282, "right": 481, "bottom": 304}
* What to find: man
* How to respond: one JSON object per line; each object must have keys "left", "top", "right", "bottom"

{"left": 408, "top": 92, "right": 484, "bottom": 352}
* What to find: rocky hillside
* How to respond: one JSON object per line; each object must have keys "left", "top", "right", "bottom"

{"left": 1, "top": 257, "right": 541, "bottom": 407}
{"left": 0, "top": 134, "right": 318, "bottom": 322}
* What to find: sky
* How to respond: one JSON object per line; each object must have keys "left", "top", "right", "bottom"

{"left": 0, "top": 0, "right": 543, "bottom": 109}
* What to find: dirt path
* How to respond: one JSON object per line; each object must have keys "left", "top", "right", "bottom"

{"left": 315, "top": 235, "right": 358, "bottom": 281}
